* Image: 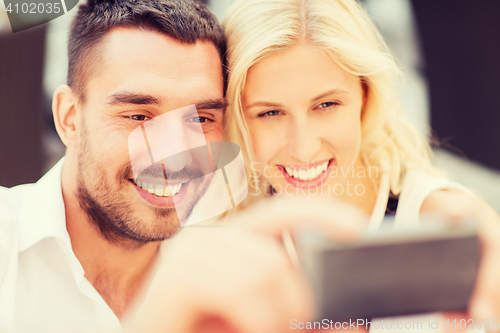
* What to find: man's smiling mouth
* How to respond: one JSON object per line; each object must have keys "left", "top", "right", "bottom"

{"left": 131, "top": 179, "right": 185, "bottom": 197}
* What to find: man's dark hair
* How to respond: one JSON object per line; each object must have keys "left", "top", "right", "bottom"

{"left": 68, "top": 0, "right": 226, "bottom": 102}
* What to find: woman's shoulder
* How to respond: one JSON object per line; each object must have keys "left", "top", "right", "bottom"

{"left": 419, "top": 187, "right": 485, "bottom": 217}
{"left": 399, "top": 168, "right": 471, "bottom": 202}
{"left": 393, "top": 168, "right": 477, "bottom": 226}
{"left": 399, "top": 168, "right": 496, "bottom": 219}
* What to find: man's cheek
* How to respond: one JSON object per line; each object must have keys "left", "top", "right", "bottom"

{"left": 204, "top": 125, "right": 223, "bottom": 142}
{"left": 98, "top": 129, "right": 130, "bottom": 155}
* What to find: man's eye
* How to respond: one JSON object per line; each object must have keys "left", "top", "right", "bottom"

{"left": 186, "top": 116, "right": 213, "bottom": 123}
{"left": 128, "top": 115, "right": 149, "bottom": 121}
{"left": 257, "top": 110, "right": 281, "bottom": 118}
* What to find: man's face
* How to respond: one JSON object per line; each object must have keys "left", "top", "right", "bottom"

{"left": 75, "top": 27, "right": 224, "bottom": 244}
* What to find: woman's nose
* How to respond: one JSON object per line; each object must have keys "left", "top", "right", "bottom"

{"left": 286, "top": 116, "right": 321, "bottom": 162}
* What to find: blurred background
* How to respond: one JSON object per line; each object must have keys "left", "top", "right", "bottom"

{"left": 1, "top": 0, "right": 499, "bottom": 212}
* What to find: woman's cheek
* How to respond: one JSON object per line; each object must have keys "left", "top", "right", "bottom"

{"left": 250, "top": 127, "right": 274, "bottom": 164}
{"left": 329, "top": 118, "right": 362, "bottom": 161}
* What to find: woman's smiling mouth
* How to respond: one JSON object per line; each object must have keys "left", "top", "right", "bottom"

{"left": 277, "top": 159, "right": 334, "bottom": 187}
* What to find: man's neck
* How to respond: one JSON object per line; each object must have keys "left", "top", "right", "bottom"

{"left": 61, "top": 156, "right": 161, "bottom": 318}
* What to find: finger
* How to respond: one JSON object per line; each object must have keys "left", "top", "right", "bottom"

{"left": 441, "top": 312, "right": 466, "bottom": 333}
{"left": 193, "top": 316, "right": 240, "bottom": 333}
{"left": 272, "top": 257, "right": 315, "bottom": 331}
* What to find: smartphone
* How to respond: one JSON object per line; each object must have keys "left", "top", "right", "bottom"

{"left": 298, "top": 222, "right": 481, "bottom": 321}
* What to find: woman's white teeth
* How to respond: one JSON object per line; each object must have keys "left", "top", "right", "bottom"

{"left": 284, "top": 161, "right": 329, "bottom": 181}
{"left": 135, "top": 181, "right": 182, "bottom": 197}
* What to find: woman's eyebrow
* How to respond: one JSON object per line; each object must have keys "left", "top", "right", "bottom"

{"left": 245, "top": 101, "right": 283, "bottom": 109}
{"left": 106, "top": 92, "right": 162, "bottom": 106}
{"left": 245, "top": 89, "right": 349, "bottom": 109}
{"left": 310, "top": 89, "right": 348, "bottom": 103}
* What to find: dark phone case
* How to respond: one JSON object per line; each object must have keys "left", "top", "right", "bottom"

{"left": 301, "top": 230, "right": 480, "bottom": 321}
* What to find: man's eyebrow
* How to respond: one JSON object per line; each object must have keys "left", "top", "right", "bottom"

{"left": 195, "top": 99, "right": 228, "bottom": 111}
{"left": 106, "top": 92, "right": 162, "bottom": 106}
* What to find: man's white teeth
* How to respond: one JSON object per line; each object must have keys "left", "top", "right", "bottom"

{"left": 135, "top": 180, "right": 182, "bottom": 197}
{"left": 284, "top": 161, "right": 329, "bottom": 181}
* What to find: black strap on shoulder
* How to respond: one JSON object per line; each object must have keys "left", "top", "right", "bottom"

{"left": 385, "top": 191, "right": 399, "bottom": 216}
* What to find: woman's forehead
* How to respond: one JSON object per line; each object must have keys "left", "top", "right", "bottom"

{"left": 243, "top": 43, "right": 361, "bottom": 106}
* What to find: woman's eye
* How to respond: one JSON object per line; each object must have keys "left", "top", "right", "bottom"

{"left": 186, "top": 116, "right": 214, "bottom": 123}
{"left": 128, "top": 115, "right": 150, "bottom": 121}
{"left": 258, "top": 110, "right": 281, "bottom": 118}
{"left": 317, "top": 101, "right": 340, "bottom": 109}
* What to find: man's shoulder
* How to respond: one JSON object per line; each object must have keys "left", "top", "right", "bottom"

{"left": 0, "top": 183, "right": 36, "bottom": 226}
{"left": 0, "top": 158, "right": 65, "bottom": 226}
{"left": 0, "top": 184, "right": 32, "bottom": 267}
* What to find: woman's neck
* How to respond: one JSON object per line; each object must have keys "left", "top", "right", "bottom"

{"left": 332, "top": 158, "right": 380, "bottom": 216}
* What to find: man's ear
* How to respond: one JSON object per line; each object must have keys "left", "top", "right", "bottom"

{"left": 52, "top": 85, "right": 80, "bottom": 151}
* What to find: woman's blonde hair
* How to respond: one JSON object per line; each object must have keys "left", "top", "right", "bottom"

{"left": 223, "top": 0, "right": 437, "bottom": 205}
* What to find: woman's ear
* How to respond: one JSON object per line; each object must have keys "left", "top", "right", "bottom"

{"left": 52, "top": 85, "right": 79, "bottom": 151}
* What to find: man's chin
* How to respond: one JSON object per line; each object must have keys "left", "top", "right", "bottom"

{"left": 113, "top": 208, "right": 182, "bottom": 244}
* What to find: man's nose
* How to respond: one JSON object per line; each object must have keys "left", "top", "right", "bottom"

{"left": 286, "top": 115, "right": 321, "bottom": 162}
{"left": 156, "top": 122, "right": 195, "bottom": 171}
{"left": 145, "top": 111, "right": 205, "bottom": 171}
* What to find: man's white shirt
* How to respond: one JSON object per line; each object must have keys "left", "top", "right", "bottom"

{"left": 0, "top": 159, "right": 122, "bottom": 333}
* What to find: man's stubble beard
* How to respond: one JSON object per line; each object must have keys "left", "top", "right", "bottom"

{"left": 75, "top": 123, "right": 209, "bottom": 248}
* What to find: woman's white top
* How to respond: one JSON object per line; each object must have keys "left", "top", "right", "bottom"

{"left": 368, "top": 169, "right": 470, "bottom": 230}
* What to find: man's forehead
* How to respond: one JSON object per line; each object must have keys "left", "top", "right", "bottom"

{"left": 100, "top": 27, "right": 222, "bottom": 70}
{"left": 84, "top": 27, "right": 224, "bottom": 107}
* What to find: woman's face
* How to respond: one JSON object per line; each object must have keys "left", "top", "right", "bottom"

{"left": 243, "top": 42, "right": 365, "bottom": 196}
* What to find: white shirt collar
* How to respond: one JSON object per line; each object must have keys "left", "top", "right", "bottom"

{"left": 18, "top": 158, "right": 70, "bottom": 252}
